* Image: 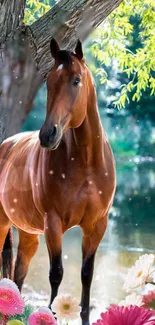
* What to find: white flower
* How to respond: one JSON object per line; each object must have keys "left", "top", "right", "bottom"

{"left": 124, "top": 254, "right": 155, "bottom": 292}
{"left": 51, "top": 294, "right": 81, "bottom": 321}
{"left": 119, "top": 292, "right": 143, "bottom": 307}
{"left": 147, "top": 267, "right": 155, "bottom": 283}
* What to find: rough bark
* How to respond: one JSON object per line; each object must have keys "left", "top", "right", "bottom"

{"left": 0, "top": 0, "right": 25, "bottom": 45}
{"left": 0, "top": 26, "right": 42, "bottom": 140}
{"left": 0, "top": 0, "right": 122, "bottom": 143}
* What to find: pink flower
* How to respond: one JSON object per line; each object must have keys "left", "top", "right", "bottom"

{"left": 92, "top": 306, "right": 155, "bottom": 325}
{"left": 0, "top": 279, "right": 24, "bottom": 316}
{"left": 28, "top": 307, "right": 57, "bottom": 325}
{"left": 143, "top": 290, "right": 155, "bottom": 309}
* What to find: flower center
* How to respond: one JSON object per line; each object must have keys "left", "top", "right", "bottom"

{"left": 148, "top": 299, "right": 155, "bottom": 310}
{"left": 37, "top": 317, "right": 47, "bottom": 325}
{"left": 63, "top": 304, "right": 70, "bottom": 311}
{"left": 1, "top": 294, "right": 8, "bottom": 300}
{"left": 136, "top": 271, "right": 143, "bottom": 278}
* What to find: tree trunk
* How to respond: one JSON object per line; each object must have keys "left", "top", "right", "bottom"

{"left": 0, "top": 0, "right": 122, "bottom": 143}
{"left": 0, "top": 0, "right": 42, "bottom": 141}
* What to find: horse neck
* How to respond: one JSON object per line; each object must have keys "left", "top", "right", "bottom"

{"left": 72, "top": 73, "right": 104, "bottom": 167}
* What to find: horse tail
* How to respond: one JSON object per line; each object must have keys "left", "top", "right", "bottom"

{"left": 2, "top": 228, "right": 13, "bottom": 279}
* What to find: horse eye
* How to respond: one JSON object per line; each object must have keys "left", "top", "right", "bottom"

{"left": 73, "top": 77, "right": 81, "bottom": 87}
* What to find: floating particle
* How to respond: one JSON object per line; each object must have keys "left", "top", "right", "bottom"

{"left": 95, "top": 275, "right": 100, "bottom": 281}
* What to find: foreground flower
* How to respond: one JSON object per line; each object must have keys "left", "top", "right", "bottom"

{"left": 119, "top": 292, "right": 143, "bottom": 307}
{"left": 93, "top": 305, "right": 155, "bottom": 325}
{"left": 143, "top": 290, "right": 155, "bottom": 310}
{"left": 124, "top": 254, "right": 155, "bottom": 292}
{"left": 28, "top": 307, "right": 56, "bottom": 325}
{"left": 52, "top": 294, "right": 81, "bottom": 321}
{"left": 0, "top": 278, "right": 24, "bottom": 316}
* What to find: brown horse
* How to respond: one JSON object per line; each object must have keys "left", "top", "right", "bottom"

{"left": 0, "top": 39, "right": 116, "bottom": 325}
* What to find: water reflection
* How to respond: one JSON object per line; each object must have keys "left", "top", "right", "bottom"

{"left": 13, "top": 162, "right": 155, "bottom": 322}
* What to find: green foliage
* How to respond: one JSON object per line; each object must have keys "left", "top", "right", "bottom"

{"left": 9, "top": 305, "right": 34, "bottom": 325}
{"left": 25, "top": 0, "right": 51, "bottom": 24}
{"left": 91, "top": 0, "right": 155, "bottom": 108}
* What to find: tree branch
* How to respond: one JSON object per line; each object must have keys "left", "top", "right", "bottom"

{"left": 28, "top": 0, "right": 122, "bottom": 78}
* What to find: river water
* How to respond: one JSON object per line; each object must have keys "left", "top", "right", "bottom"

{"left": 11, "top": 160, "right": 155, "bottom": 322}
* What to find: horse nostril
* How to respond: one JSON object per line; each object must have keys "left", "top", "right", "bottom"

{"left": 49, "top": 125, "right": 57, "bottom": 141}
{"left": 51, "top": 126, "right": 57, "bottom": 137}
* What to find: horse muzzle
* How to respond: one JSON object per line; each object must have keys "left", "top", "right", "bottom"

{"left": 39, "top": 124, "right": 62, "bottom": 150}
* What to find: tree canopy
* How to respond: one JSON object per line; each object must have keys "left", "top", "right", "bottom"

{"left": 25, "top": 0, "right": 155, "bottom": 108}
{"left": 92, "top": 0, "right": 155, "bottom": 108}
{"left": 25, "top": 0, "right": 51, "bottom": 24}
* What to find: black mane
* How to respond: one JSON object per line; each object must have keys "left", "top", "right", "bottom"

{"left": 57, "top": 50, "right": 73, "bottom": 69}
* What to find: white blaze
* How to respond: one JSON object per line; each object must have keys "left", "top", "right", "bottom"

{"left": 57, "top": 64, "right": 63, "bottom": 71}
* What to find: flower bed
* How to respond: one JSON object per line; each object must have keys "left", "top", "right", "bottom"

{"left": 0, "top": 254, "right": 155, "bottom": 325}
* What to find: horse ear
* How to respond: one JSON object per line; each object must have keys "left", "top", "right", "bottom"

{"left": 50, "top": 38, "right": 60, "bottom": 59}
{"left": 75, "top": 39, "right": 83, "bottom": 60}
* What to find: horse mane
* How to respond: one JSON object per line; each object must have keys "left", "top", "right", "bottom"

{"left": 57, "top": 50, "right": 74, "bottom": 69}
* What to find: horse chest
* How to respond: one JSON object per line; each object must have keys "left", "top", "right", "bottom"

{"left": 36, "top": 165, "right": 113, "bottom": 231}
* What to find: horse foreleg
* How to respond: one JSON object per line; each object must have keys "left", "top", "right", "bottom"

{"left": 0, "top": 205, "right": 12, "bottom": 279}
{"left": 80, "top": 215, "right": 108, "bottom": 325}
{"left": 44, "top": 214, "right": 63, "bottom": 308}
{"left": 14, "top": 229, "right": 39, "bottom": 291}
{"left": 0, "top": 226, "right": 12, "bottom": 278}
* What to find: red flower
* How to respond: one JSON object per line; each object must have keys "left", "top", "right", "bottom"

{"left": 93, "top": 306, "right": 155, "bottom": 325}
